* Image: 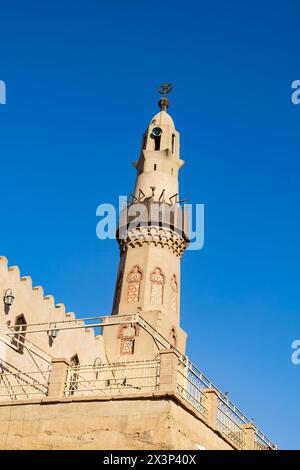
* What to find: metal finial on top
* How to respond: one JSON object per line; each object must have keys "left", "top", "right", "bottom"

{"left": 157, "top": 83, "right": 173, "bottom": 111}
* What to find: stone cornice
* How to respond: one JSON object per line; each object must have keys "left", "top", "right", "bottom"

{"left": 118, "top": 225, "right": 187, "bottom": 258}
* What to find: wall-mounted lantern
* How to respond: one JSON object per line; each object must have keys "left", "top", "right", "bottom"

{"left": 3, "top": 289, "right": 15, "bottom": 312}
{"left": 47, "top": 324, "right": 59, "bottom": 340}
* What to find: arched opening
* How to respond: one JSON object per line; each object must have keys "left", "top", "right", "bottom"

{"left": 70, "top": 354, "right": 80, "bottom": 367}
{"left": 69, "top": 354, "right": 80, "bottom": 396}
{"left": 120, "top": 325, "right": 135, "bottom": 355}
{"left": 127, "top": 266, "right": 142, "bottom": 303}
{"left": 150, "top": 268, "right": 165, "bottom": 305}
{"left": 12, "top": 315, "right": 27, "bottom": 353}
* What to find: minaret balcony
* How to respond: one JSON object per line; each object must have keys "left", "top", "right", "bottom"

{"left": 116, "top": 198, "right": 190, "bottom": 258}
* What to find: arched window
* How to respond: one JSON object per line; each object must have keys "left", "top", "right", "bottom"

{"left": 12, "top": 315, "right": 27, "bottom": 353}
{"left": 127, "top": 266, "right": 142, "bottom": 303}
{"left": 69, "top": 355, "right": 80, "bottom": 396}
{"left": 150, "top": 268, "right": 164, "bottom": 305}
{"left": 120, "top": 325, "right": 135, "bottom": 355}
{"left": 70, "top": 354, "right": 79, "bottom": 367}
{"left": 170, "top": 275, "right": 178, "bottom": 312}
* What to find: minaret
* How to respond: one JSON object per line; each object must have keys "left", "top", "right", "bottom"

{"left": 105, "top": 85, "right": 189, "bottom": 360}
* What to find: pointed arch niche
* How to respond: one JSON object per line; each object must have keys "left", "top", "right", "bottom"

{"left": 150, "top": 267, "right": 165, "bottom": 305}
{"left": 120, "top": 325, "right": 136, "bottom": 355}
{"left": 127, "top": 266, "right": 142, "bottom": 303}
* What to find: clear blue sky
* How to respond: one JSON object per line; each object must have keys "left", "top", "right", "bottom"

{"left": 1, "top": 0, "right": 299, "bottom": 449}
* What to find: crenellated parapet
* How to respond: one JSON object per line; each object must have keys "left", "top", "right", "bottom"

{"left": 0, "top": 256, "right": 106, "bottom": 372}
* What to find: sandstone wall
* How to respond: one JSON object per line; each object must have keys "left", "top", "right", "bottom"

{"left": 0, "top": 393, "right": 234, "bottom": 450}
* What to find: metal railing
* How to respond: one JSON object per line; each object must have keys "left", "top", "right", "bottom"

{"left": 176, "top": 358, "right": 208, "bottom": 419}
{"left": 216, "top": 397, "right": 246, "bottom": 449}
{"left": 254, "top": 430, "right": 275, "bottom": 450}
{"left": 182, "top": 359, "right": 277, "bottom": 450}
{"left": 64, "top": 359, "right": 160, "bottom": 397}
{"left": 174, "top": 358, "right": 277, "bottom": 450}
{"left": 0, "top": 364, "right": 51, "bottom": 400}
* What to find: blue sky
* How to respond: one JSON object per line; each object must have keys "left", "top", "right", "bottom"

{"left": 1, "top": 0, "right": 300, "bottom": 449}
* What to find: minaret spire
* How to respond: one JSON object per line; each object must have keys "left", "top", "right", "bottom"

{"left": 157, "top": 83, "right": 173, "bottom": 111}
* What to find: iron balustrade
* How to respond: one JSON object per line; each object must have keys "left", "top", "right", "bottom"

{"left": 254, "top": 430, "right": 276, "bottom": 450}
{"left": 176, "top": 359, "right": 208, "bottom": 419}
{"left": 64, "top": 359, "right": 160, "bottom": 397}
{"left": 216, "top": 397, "right": 246, "bottom": 449}
{"left": 0, "top": 366, "right": 51, "bottom": 400}
{"left": 178, "top": 358, "right": 277, "bottom": 450}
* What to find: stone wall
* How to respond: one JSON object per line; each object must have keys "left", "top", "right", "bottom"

{"left": 0, "top": 393, "right": 234, "bottom": 450}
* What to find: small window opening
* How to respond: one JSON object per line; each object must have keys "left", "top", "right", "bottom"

{"left": 169, "top": 327, "right": 177, "bottom": 346}
{"left": 154, "top": 164, "right": 157, "bottom": 171}
{"left": 171, "top": 168, "right": 173, "bottom": 175}
{"left": 154, "top": 135, "right": 161, "bottom": 150}
{"left": 172, "top": 134, "right": 176, "bottom": 154}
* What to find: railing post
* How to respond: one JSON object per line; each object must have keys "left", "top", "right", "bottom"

{"left": 159, "top": 349, "right": 178, "bottom": 393}
{"left": 242, "top": 423, "right": 255, "bottom": 450}
{"left": 47, "top": 357, "right": 70, "bottom": 398}
{"left": 203, "top": 388, "right": 219, "bottom": 430}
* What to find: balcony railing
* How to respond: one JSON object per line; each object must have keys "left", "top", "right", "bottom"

{"left": 64, "top": 359, "right": 160, "bottom": 397}
{"left": 216, "top": 398, "right": 246, "bottom": 449}
{"left": 176, "top": 359, "right": 208, "bottom": 419}
{"left": 254, "top": 430, "right": 276, "bottom": 450}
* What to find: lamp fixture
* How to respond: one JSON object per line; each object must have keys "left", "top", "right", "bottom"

{"left": 47, "top": 324, "right": 59, "bottom": 340}
{"left": 4, "top": 289, "right": 15, "bottom": 310}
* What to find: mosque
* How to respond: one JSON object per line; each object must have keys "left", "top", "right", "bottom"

{"left": 0, "top": 85, "right": 277, "bottom": 450}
